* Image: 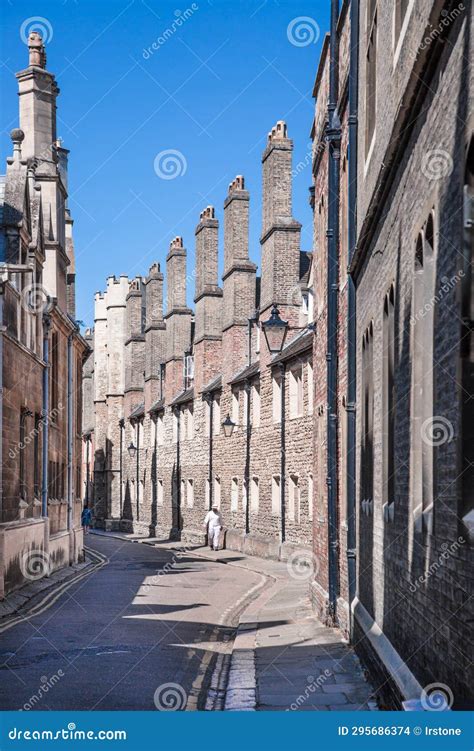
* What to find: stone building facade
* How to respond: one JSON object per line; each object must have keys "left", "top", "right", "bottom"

{"left": 84, "top": 120, "right": 315, "bottom": 561}
{"left": 311, "top": 0, "right": 473, "bottom": 709}
{"left": 83, "top": 0, "right": 473, "bottom": 711}
{"left": 0, "top": 34, "right": 88, "bottom": 598}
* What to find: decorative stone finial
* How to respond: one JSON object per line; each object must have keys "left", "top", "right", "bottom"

{"left": 10, "top": 128, "right": 25, "bottom": 166}
{"left": 28, "top": 31, "right": 46, "bottom": 68}
{"left": 170, "top": 236, "right": 183, "bottom": 249}
{"left": 11, "top": 128, "right": 24, "bottom": 145}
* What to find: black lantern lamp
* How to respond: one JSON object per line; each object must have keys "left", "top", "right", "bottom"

{"left": 222, "top": 414, "right": 236, "bottom": 438}
{"left": 262, "top": 305, "right": 289, "bottom": 354}
{"left": 127, "top": 442, "right": 137, "bottom": 460}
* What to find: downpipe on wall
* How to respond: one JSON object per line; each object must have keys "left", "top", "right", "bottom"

{"left": 41, "top": 314, "right": 51, "bottom": 519}
{"left": 326, "top": 0, "right": 341, "bottom": 625}
{"left": 346, "top": 0, "right": 360, "bottom": 638}
{"left": 67, "top": 333, "right": 73, "bottom": 533}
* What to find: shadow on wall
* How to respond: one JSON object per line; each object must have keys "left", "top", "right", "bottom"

{"left": 378, "top": 17, "right": 472, "bottom": 710}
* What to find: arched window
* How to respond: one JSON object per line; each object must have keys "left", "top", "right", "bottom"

{"left": 360, "top": 323, "right": 374, "bottom": 515}
{"left": 383, "top": 285, "right": 396, "bottom": 516}
{"left": 461, "top": 137, "right": 474, "bottom": 535}
{"left": 411, "top": 213, "right": 436, "bottom": 534}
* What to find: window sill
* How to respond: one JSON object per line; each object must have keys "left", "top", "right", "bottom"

{"left": 413, "top": 503, "right": 433, "bottom": 536}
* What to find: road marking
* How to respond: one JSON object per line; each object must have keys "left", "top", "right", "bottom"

{"left": 0, "top": 547, "right": 109, "bottom": 635}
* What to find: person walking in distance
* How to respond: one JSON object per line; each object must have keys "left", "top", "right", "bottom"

{"left": 204, "top": 504, "right": 222, "bottom": 551}
{"left": 81, "top": 504, "right": 92, "bottom": 535}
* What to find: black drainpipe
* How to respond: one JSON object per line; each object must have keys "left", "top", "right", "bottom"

{"left": 176, "top": 408, "right": 182, "bottom": 530}
{"left": 207, "top": 395, "right": 214, "bottom": 510}
{"left": 347, "top": 0, "right": 359, "bottom": 637}
{"left": 41, "top": 314, "right": 51, "bottom": 519}
{"left": 326, "top": 0, "right": 341, "bottom": 625}
{"left": 244, "top": 379, "right": 251, "bottom": 535}
{"left": 136, "top": 420, "right": 140, "bottom": 522}
{"left": 279, "top": 362, "right": 286, "bottom": 543}
{"left": 119, "top": 420, "right": 123, "bottom": 518}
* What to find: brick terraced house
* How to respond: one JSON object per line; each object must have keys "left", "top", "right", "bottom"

{"left": 0, "top": 33, "right": 88, "bottom": 598}
{"left": 84, "top": 120, "right": 315, "bottom": 562}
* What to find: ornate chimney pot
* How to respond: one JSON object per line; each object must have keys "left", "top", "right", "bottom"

{"left": 28, "top": 31, "right": 46, "bottom": 69}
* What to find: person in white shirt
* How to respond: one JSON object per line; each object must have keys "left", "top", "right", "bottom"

{"left": 204, "top": 505, "right": 222, "bottom": 551}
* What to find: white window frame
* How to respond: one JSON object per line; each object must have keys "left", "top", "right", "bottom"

{"left": 289, "top": 365, "right": 303, "bottom": 418}
{"left": 157, "top": 478, "right": 164, "bottom": 506}
{"left": 214, "top": 476, "right": 221, "bottom": 508}
{"left": 187, "top": 478, "right": 194, "bottom": 508}
{"left": 231, "top": 477, "right": 239, "bottom": 512}
{"left": 272, "top": 475, "right": 281, "bottom": 517}
{"left": 307, "top": 361, "right": 314, "bottom": 415}
{"left": 252, "top": 382, "right": 260, "bottom": 429}
{"left": 272, "top": 373, "right": 282, "bottom": 423}
{"left": 250, "top": 476, "right": 259, "bottom": 514}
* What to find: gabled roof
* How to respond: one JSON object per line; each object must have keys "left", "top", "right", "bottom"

{"left": 129, "top": 402, "right": 145, "bottom": 420}
{"left": 171, "top": 387, "right": 194, "bottom": 406}
{"left": 201, "top": 374, "right": 222, "bottom": 394}
{"left": 228, "top": 361, "right": 260, "bottom": 385}
{"left": 149, "top": 398, "right": 165, "bottom": 414}
{"left": 270, "top": 329, "right": 313, "bottom": 366}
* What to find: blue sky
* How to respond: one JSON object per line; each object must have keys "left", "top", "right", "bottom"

{"left": 1, "top": 0, "right": 329, "bottom": 327}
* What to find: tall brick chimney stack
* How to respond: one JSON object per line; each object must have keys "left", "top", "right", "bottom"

{"left": 260, "top": 120, "right": 301, "bottom": 323}
{"left": 93, "top": 291, "right": 108, "bottom": 517}
{"left": 194, "top": 206, "right": 223, "bottom": 393}
{"left": 144, "top": 262, "right": 166, "bottom": 409}
{"left": 124, "top": 277, "right": 145, "bottom": 418}
{"left": 105, "top": 275, "right": 129, "bottom": 523}
{"left": 164, "top": 237, "right": 193, "bottom": 400}
{"left": 222, "top": 177, "right": 257, "bottom": 384}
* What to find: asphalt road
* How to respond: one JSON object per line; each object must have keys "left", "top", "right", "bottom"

{"left": 0, "top": 535, "right": 262, "bottom": 710}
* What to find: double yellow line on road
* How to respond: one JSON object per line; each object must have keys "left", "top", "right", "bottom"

{"left": 0, "top": 546, "right": 109, "bottom": 635}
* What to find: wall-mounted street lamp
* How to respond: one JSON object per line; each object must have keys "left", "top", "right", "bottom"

{"left": 262, "top": 305, "right": 289, "bottom": 354}
{"left": 127, "top": 442, "right": 137, "bottom": 460}
{"left": 222, "top": 414, "right": 236, "bottom": 438}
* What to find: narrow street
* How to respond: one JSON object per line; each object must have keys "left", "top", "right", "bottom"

{"left": 0, "top": 537, "right": 263, "bottom": 711}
